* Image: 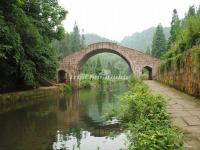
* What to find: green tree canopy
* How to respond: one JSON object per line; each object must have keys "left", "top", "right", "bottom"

{"left": 52, "top": 22, "right": 85, "bottom": 57}
{"left": 161, "top": 5, "right": 200, "bottom": 74}
{"left": 168, "top": 9, "right": 180, "bottom": 48}
{"left": 95, "top": 57, "right": 102, "bottom": 75}
{"left": 0, "top": 0, "right": 67, "bottom": 92}
{"left": 187, "top": 5, "right": 196, "bottom": 17}
{"left": 71, "top": 22, "right": 81, "bottom": 51}
{"left": 151, "top": 24, "right": 167, "bottom": 58}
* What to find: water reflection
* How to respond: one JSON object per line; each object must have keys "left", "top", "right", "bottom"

{"left": 0, "top": 82, "right": 128, "bottom": 150}
{"left": 53, "top": 130, "right": 127, "bottom": 150}
{"left": 56, "top": 92, "right": 80, "bottom": 125}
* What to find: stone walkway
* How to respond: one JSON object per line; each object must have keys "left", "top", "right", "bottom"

{"left": 145, "top": 81, "right": 200, "bottom": 150}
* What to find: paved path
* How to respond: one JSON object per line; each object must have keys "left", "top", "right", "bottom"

{"left": 145, "top": 81, "right": 200, "bottom": 150}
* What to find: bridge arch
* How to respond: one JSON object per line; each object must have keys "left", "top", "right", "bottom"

{"left": 58, "top": 42, "right": 161, "bottom": 88}
{"left": 77, "top": 48, "right": 132, "bottom": 73}
{"left": 58, "top": 69, "right": 66, "bottom": 83}
{"left": 57, "top": 69, "right": 71, "bottom": 84}
{"left": 142, "top": 66, "right": 153, "bottom": 80}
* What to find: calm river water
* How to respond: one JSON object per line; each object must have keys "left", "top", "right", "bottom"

{"left": 0, "top": 82, "right": 129, "bottom": 150}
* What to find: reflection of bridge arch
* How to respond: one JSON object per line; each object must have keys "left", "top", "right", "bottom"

{"left": 55, "top": 91, "right": 121, "bottom": 137}
{"left": 55, "top": 91, "right": 80, "bottom": 124}
{"left": 58, "top": 42, "right": 161, "bottom": 87}
{"left": 56, "top": 103, "right": 120, "bottom": 138}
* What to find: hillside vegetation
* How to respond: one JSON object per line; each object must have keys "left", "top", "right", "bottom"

{"left": 160, "top": 6, "right": 200, "bottom": 74}
{"left": 84, "top": 34, "right": 112, "bottom": 46}
{"left": 121, "top": 27, "right": 170, "bottom": 52}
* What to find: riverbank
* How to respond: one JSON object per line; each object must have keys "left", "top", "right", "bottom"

{"left": 0, "top": 85, "right": 64, "bottom": 114}
{"left": 107, "top": 77, "right": 183, "bottom": 149}
{"left": 145, "top": 80, "right": 200, "bottom": 150}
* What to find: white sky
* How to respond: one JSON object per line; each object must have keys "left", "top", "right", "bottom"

{"left": 58, "top": 0, "right": 199, "bottom": 41}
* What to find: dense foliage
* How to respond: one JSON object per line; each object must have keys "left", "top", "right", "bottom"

{"left": 80, "top": 78, "right": 91, "bottom": 89}
{"left": 160, "top": 6, "right": 200, "bottom": 73}
{"left": 52, "top": 22, "right": 85, "bottom": 57}
{"left": 167, "top": 9, "right": 181, "bottom": 48}
{"left": 106, "top": 76, "right": 183, "bottom": 149}
{"left": 151, "top": 24, "right": 167, "bottom": 58}
{"left": 95, "top": 57, "right": 102, "bottom": 75}
{"left": 0, "top": 0, "right": 67, "bottom": 92}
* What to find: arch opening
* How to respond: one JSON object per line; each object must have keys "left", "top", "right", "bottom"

{"left": 142, "top": 66, "right": 153, "bottom": 80}
{"left": 80, "top": 52, "right": 132, "bottom": 76}
{"left": 78, "top": 49, "right": 133, "bottom": 75}
{"left": 58, "top": 70, "right": 66, "bottom": 83}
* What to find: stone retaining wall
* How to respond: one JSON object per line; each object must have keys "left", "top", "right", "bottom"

{"left": 0, "top": 85, "right": 64, "bottom": 114}
{"left": 156, "top": 49, "right": 200, "bottom": 98}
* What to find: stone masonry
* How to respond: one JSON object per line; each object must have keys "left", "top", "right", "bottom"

{"left": 59, "top": 42, "right": 161, "bottom": 87}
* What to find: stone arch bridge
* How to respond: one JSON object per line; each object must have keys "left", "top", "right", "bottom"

{"left": 58, "top": 42, "right": 161, "bottom": 88}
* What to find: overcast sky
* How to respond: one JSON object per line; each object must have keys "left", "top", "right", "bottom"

{"left": 58, "top": 0, "right": 199, "bottom": 41}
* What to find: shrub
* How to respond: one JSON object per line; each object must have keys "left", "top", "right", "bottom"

{"left": 191, "top": 45, "right": 200, "bottom": 73}
{"left": 108, "top": 76, "right": 183, "bottom": 149}
{"left": 80, "top": 79, "right": 91, "bottom": 89}
{"left": 63, "top": 83, "right": 73, "bottom": 92}
{"left": 140, "top": 74, "right": 148, "bottom": 80}
{"left": 130, "top": 75, "right": 141, "bottom": 85}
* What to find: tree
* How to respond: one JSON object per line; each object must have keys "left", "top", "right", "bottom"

{"left": 52, "top": 22, "right": 85, "bottom": 56}
{"left": 146, "top": 46, "right": 151, "bottom": 55}
{"left": 168, "top": 9, "right": 180, "bottom": 48}
{"left": 187, "top": 5, "right": 196, "bottom": 17}
{"left": 82, "top": 59, "right": 96, "bottom": 74}
{"left": 95, "top": 57, "right": 102, "bottom": 75}
{"left": 80, "top": 29, "right": 85, "bottom": 49}
{"left": 71, "top": 22, "right": 81, "bottom": 51}
{"left": 0, "top": 0, "right": 67, "bottom": 92}
{"left": 107, "top": 62, "right": 113, "bottom": 74}
{"left": 151, "top": 24, "right": 167, "bottom": 58}
{"left": 161, "top": 5, "right": 200, "bottom": 73}
{"left": 197, "top": 5, "right": 200, "bottom": 15}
